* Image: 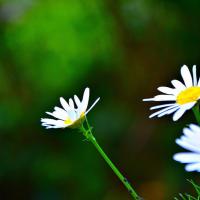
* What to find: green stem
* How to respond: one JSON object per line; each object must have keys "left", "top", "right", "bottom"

{"left": 80, "top": 118, "right": 141, "bottom": 200}
{"left": 192, "top": 104, "right": 200, "bottom": 125}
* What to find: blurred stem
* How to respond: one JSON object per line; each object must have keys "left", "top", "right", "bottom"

{"left": 192, "top": 104, "right": 200, "bottom": 125}
{"left": 80, "top": 117, "right": 141, "bottom": 200}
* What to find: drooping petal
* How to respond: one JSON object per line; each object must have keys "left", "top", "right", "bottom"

{"left": 172, "top": 102, "right": 194, "bottom": 121}
{"left": 172, "top": 103, "right": 195, "bottom": 121}
{"left": 45, "top": 123, "right": 68, "bottom": 129}
{"left": 41, "top": 118, "right": 62, "bottom": 125}
{"left": 41, "top": 118, "right": 67, "bottom": 128}
{"left": 157, "top": 106, "right": 179, "bottom": 117}
{"left": 173, "top": 153, "right": 200, "bottom": 163}
{"left": 172, "top": 107, "right": 187, "bottom": 121}
{"left": 185, "top": 163, "right": 200, "bottom": 172}
{"left": 150, "top": 103, "right": 176, "bottom": 110}
{"left": 149, "top": 104, "right": 178, "bottom": 118}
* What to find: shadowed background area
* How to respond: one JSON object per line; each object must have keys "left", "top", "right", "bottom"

{"left": 1, "top": 0, "right": 200, "bottom": 199}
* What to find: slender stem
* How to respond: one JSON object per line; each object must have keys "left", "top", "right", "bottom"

{"left": 80, "top": 118, "right": 141, "bottom": 200}
{"left": 192, "top": 104, "right": 200, "bottom": 125}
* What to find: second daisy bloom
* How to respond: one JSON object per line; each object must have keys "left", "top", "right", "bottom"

{"left": 143, "top": 65, "right": 200, "bottom": 121}
{"left": 173, "top": 124, "right": 200, "bottom": 172}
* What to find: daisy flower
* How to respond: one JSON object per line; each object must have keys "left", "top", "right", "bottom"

{"left": 41, "top": 87, "right": 100, "bottom": 129}
{"left": 173, "top": 124, "right": 200, "bottom": 172}
{"left": 143, "top": 65, "right": 200, "bottom": 121}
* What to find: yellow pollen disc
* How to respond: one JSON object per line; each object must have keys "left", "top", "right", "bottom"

{"left": 64, "top": 112, "right": 85, "bottom": 126}
{"left": 80, "top": 112, "right": 85, "bottom": 118}
{"left": 64, "top": 117, "right": 73, "bottom": 125}
{"left": 176, "top": 86, "right": 200, "bottom": 105}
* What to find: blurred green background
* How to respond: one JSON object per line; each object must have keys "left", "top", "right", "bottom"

{"left": 1, "top": 0, "right": 200, "bottom": 199}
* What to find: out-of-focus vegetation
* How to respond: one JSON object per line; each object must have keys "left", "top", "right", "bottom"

{"left": 1, "top": 0, "right": 200, "bottom": 199}
{"left": 175, "top": 180, "right": 200, "bottom": 200}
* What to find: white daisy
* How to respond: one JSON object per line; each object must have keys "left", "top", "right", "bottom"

{"left": 173, "top": 124, "right": 200, "bottom": 172}
{"left": 143, "top": 65, "right": 200, "bottom": 121}
{"left": 41, "top": 87, "right": 100, "bottom": 129}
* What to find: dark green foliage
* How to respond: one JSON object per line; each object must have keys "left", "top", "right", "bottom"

{"left": 175, "top": 181, "right": 200, "bottom": 200}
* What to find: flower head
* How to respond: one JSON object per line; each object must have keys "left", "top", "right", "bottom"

{"left": 143, "top": 65, "right": 200, "bottom": 121}
{"left": 173, "top": 124, "right": 200, "bottom": 172}
{"left": 41, "top": 87, "right": 100, "bottom": 129}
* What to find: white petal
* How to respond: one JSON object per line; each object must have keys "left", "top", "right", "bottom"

{"left": 41, "top": 118, "right": 59, "bottom": 125}
{"left": 172, "top": 102, "right": 195, "bottom": 121}
{"left": 181, "top": 65, "right": 193, "bottom": 87}
{"left": 172, "top": 107, "right": 186, "bottom": 121}
{"left": 150, "top": 103, "right": 176, "bottom": 110}
{"left": 74, "top": 95, "right": 81, "bottom": 107}
{"left": 54, "top": 107, "right": 69, "bottom": 117}
{"left": 176, "top": 139, "right": 200, "bottom": 153}
{"left": 157, "top": 106, "right": 179, "bottom": 117}
{"left": 67, "top": 110, "right": 77, "bottom": 121}
{"left": 183, "top": 127, "right": 196, "bottom": 137}
{"left": 46, "top": 126, "right": 55, "bottom": 129}
{"left": 150, "top": 95, "right": 176, "bottom": 101}
{"left": 173, "top": 153, "right": 200, "bottom": 163}
{"left": 149, "top": 105, "right": 178, "bottom": 118}
{"left": 192, "top": 65, "right": 197, "bottom": 86}
{"left": 85, "top": 97, "right": 100, "bottom": 115}
{"left": 181, "top": 126, "right": 200, "bottom": 143}
{"left": 180, "top": 136, "right": 200, "bottom": 150}
{"left": 80, "top": 87, "right": 90, "bottom": 113}
{"left": 171, "top": 80, "right": 186, "bottom": 91}
{"left": 42, "top": 123, "right": 67, "bottom": 128}
{"left": 183, "top": 102, "right": 196, "bottom": 110}
{"left": 189, "top": 124, "right": 200, "bottom": 133}
{"left": 46, "top": 111, "right": 66, "bottom": 121}
{"left": 185, "top": 163, "right": 200, "bottom": 172}
{"left": 45, "top": 124, "right": 68, "bottom": 129}
{"left": 60, "top": 97, "right": 70, "bottom": 111}
{"left": 41, "top": 118, "right": 67, "bottom": 128}
{"left": 143, "top": 98, "right": 155, "bottom": 101}
{"left": 69, "top": 98, "right": 75, "bottom": 109}
{"left": 157, "top": 86, "right": 178, "bottom": 95}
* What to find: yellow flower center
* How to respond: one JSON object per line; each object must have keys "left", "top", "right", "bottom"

{"left": 64, "top": 118, "right": 73, "bottom": 125}
{"left": 64, "top": 112, "right": 85, "bottom": 125}
{"left": 80, "top": 112, "right": 85, "bottom": 118}
{"left": 176, "top": 86, "right": 200, "bottom": 105}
